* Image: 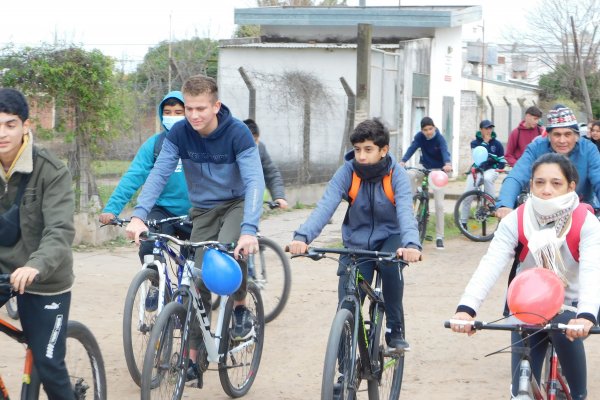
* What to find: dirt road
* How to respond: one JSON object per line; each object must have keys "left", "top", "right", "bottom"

{"left": 2, "top": 206, "right": 599, "bottom": 399}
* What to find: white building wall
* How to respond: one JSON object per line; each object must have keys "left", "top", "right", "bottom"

{"left": 430, "top": 27, "right": 464, "bottom": 173}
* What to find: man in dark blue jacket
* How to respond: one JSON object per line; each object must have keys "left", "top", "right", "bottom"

{"left": 400, "top": 117, "right": 452, "bottom": 249}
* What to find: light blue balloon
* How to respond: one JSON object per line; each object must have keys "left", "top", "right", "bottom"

{"left": 472, "top": 146, "right": 489, "bottom": 166}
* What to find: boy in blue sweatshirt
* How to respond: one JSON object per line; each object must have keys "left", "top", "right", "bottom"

{"left": 400, "top": 117, "right": 452, "bottom": 249}
{"left": 288, "top": 118, "right": 421, "bottom": 353}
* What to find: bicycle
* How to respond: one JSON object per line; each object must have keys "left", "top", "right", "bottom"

{"left": 445, "top": 319, "right": 600, "bottom": 399}
{"left": 104, "top": 215, "right": 192, "bottom": 387}
{"left": 292, "top": 247, "right": 407, "bottom": 400}
{"left": 212, "top": 200, "right": 292, "bottom": 323}
{"left": 453, "top": 167, "right": 505, "bottom": 242}
{"left": 0, "top": 274, "right": 107, "bottom": 400}
{"left": 405, "top": 167, "right": 432, "bottom": 244}
{"left": 138, "top": 231, "right": 265, "bottom": 399}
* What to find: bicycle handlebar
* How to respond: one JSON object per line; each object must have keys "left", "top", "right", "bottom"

{"left": 444, "top": 319, "right": 600, "bottom": 334}
{"left": 101, "top": 215, "right": 191, "bottom": 229}
{"left": 138, "top": 231, "right": 232, "bottom": 252}
{"left": 285, "top": 246, "right": 408, "bottom": 265}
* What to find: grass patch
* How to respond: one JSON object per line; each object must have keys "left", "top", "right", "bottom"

{"left": 92, "top": 160, "right": 131, "bottom": 177}
{"left": 423, "top": 212, "right": 462, "bottom": 242}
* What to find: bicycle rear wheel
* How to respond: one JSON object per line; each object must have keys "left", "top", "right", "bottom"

{"left": 123, "top": 267, "right": 171, "bottom": 387}
{"left": 367, "top": 308, "right": 404, "bottom": 400}
{"left": 453, "top": 189, "right": 499, "bottom": 242}
{"left": 218, "top": 281, "right": 265, "bottom": 398}
{"left": 253, "top": 236, "right": 291, "bottom": 323}
{"left": 27, "top": 320, "right": 107, "bottom": 400}
{"left": 321, "top": 308, "right": 358, "bottom": 400}
{"left": 412, "top": 194, "right": 427, "bottom": 244}
{"left": 140, "top": 301, "right": 188, "bottom": 400}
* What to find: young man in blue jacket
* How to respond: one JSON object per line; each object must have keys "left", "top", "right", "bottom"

{"left": 495, "top": 105, "right": 600, "bottom": 219}
{"left": 99, "top": 91, "right": 191, "bottom": 261}
{"left": 400, "top": 117, "right": 452, "bottom": 249}
{"left": 288, "top": 118, "right": 421, "bottom": 352}
{"left": 457, "top": 119, "right": 506, "bottom": 228}
{"left": 126, "top": 75, "right": 265, "bottom": 376}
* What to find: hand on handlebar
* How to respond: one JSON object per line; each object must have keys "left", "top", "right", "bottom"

{"left": 494, "top": 207, "right": 513, "bottom": 219}
{"left": 396, "top": 248, "right": 421, "bottom": 262}
{"left": 125, "top": 217, "right": 149, "bottom": 245}
{"left": 287, "top": 240, "right": 308, "bottom": 255}
{"left": 565, "top": 318, "right": 594, "bottom": 341}
{"left": 10, "top": 267, "right": 40, "bottom": 294}
{"left": 98, "top": 212, "right": 116, "bottom": 225}
{"left": 449, "top": 313, "right": 476, "bottom": 336}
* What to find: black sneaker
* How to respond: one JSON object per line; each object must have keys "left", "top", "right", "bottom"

{"left": 145, "top": 286, "right": 159, "bottom": 312}
{"left": 186, "top": 360, "right": 199, "bottom": 382}
{"left": 460, "top": 222, "right": 468, "bottom": 231}
{"left": 436, "top": 238, "right": 445, "bottom": 250}
{"left": 230, "top": 306, "right": 256, "bottom": 340}
{"left": 385, "top": 331, "right": 410, "bottom": 352}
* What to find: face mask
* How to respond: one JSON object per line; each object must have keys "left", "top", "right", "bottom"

{"left": 162, "top": 116, "right": 185, "bottom": 131}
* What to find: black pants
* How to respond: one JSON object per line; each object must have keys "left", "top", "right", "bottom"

{"left": 17, "top": 291, "right": 75, "bottom": 400}
{"left": 139, "top": 205, "right": 192, "bottom": 263}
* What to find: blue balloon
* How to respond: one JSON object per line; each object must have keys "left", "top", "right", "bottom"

{"left": 472, "top": 146, "right": 489, "bottom": 166}
{"left": 201, "top": 248, "right": 242, "bottom": 296}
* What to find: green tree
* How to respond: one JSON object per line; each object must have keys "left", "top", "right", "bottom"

{"left": 0, "top": 45, "right": 128, "bottom": 211}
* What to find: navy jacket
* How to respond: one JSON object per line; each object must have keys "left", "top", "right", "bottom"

{"left": 401, "top": 129, "right": 451, "bottom": 169}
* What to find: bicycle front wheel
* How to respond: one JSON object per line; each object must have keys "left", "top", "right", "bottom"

{"left": 321, "top": 308, "right": 357, "bottom": 400}
{"left": 123, "top": 267, "right": 171, "bottom": 387}
{"left": 367, "top": 309, "right": 404, "bottom": 400}
{"left": 253, "top": 236, "right": 291, "bottom": 323}
{"left": 453, "top": 190, "right": 499, "bottom": 242}
{"left": 412, "top": 194, "right": 427, "bottom": 244}
{"left": 27, "top": 320, "right": 108, "bottom": 400}
{"left": 218, "top": 281, "right": 265, "bottom": 398}
{"left": 140, "top": 301, "right": 188, "bottom": 400}
{"left": 6, "top": 296, "right": 18, "bottom": 320}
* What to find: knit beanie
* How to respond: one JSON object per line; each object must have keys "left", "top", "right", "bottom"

{"left": 546, "top": 104, "right": 579, "bottom": 133}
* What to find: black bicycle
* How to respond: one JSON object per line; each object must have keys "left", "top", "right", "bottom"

{"left": 405, "top": 167, "right": 432, "bottom": 244}
{"left": 293, "top": 247, "right": 408, "bottom": 400}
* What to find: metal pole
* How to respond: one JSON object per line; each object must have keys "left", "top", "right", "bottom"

{"left": 480, "top": 22, "right": 485, "bottom": 120}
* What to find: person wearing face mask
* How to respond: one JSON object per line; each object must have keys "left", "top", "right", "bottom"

{"left": 99, "top": 91, "right": 191, "bottom": 261}
{"left": 449, "top": 153, "right": 600, "bottom": 399}
{"left": 495, "top": 105, "right": 600, "bottom": 219}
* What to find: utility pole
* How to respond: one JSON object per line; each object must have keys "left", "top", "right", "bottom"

{"left": 480, "top": 22, "right": 485, "bottom": 121}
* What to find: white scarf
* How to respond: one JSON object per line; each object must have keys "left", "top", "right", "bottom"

{"left": 522, "top": 191, "right": 578, "bottom": 283}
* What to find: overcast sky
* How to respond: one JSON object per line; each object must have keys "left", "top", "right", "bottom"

{"left": 1, "top": 0, "right": 538, "bottom": 70}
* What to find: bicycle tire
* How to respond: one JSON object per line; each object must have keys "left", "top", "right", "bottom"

{"left": 122, "top": 267, "right": 171, "bottom": 387}
{"left": 367, "top": 308, "right": 404, "bottom": 400}
{"left": 453, "top": 189, "right": 499, "bottom": 242}
{"left": 27, "top": 320, "right": 107, "bottom": 400}
{"left": 218, "top": 281, "right": 265, "bottom": 398}
{"left": 321, "top": 308, "right": 357, "bottom": 400}
{"left": 140, "top": 301, "right": 188, "bottom": 400}
{"left": 253, "top": 236, "right": 292, "bottom": 323}
{"left": 412, "top": 194, "right": 428, "bottom": 244}
{"left": 6, "top": 296, "right": 18, "bottom": 320}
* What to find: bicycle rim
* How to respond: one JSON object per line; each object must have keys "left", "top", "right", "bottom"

{"left": 123, "top": 268, "right": 168, "bottom": 387}
{"left": 253, "top": 237, "right": 291, "bottom": 323}
{"left": 368, "top": 309, "right": 404, "bottom": 400}
{"left": 321, "top": 309, "right": 357, "bottom": 400}
{"left": 140, "top": 302, "right": 188, "bottom": 400}
{"left": 412, "top": 195, "right": 427, "bottom": 244}
{"left": 218, "top": 281, "right": 265, "bottom": 397}
{"left": 453, "top": 190, "right": 498, "bottom": 242}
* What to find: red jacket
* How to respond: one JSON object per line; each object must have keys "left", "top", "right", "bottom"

{"left": 505, "top": 121, "right": 545, "bottom": 166}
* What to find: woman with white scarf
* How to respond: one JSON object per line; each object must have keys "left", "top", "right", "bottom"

{"left": 450, "top": 153, "right": 600, "bottom": 400}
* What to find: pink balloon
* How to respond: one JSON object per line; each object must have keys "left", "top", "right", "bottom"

{"left": 428, "top": 171, "right": 449, "bottom": 189}
{"left": 507, "top": 268, "right": 565, "bottom": 324}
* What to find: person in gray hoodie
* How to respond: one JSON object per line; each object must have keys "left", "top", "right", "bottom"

{"left": 288, "top": 118, "right": 421, "bottom": 352}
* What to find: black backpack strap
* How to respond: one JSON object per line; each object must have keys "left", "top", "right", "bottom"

{"left": 503, "top": 242, "right": 523, "bottom": 316}
{"left": 153, "top": 132, "right": 167, "bottom": 162}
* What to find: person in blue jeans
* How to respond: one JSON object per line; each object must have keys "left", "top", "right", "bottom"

{"left": 0, "top": 88, "right": 76, "bottom": 399}
{"left": 288, "top": 118, "right": 421, "bottom": 352}
{"left": 99, "top": 91, "right": 191, "bottom": 262}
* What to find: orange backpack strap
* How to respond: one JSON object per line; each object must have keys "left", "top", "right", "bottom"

{"left": 517, "top": 203, "right": 589, "bottom": 262}
{"left": 348, "top": 172, "right": 361, "bottom": 205}
{"left": 382, "top": 169, "right": 395, "bottom": 205}
{"left": 348, "top": 169, "right": 395, "bottom": 205}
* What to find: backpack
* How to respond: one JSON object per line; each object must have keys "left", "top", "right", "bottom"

{"left": 516, "top": 203, "right": 591, "bottom": 263}
{"left": 153, "top": 132, "right": 167, "bottom": 162}
{"left": 348, "top": 169, "right": 395, "bottom": 206}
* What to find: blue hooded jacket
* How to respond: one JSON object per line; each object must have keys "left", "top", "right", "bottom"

{"left": 497, "top": 137, "right": 600, "bottom": 208}
{"left": 102, "top": 91, "right": 190, "bottom": 217}
{"left": 401, "top": 129, "right": 451, "bottom": 169}
{"left": 133, "top": 103, "right": 265, "bottom": 236}
{"left": 293, "top": 151, "right": 421, "bottom": 250}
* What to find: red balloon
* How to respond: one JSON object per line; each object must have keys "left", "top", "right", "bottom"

{"left": 507, "top": 268, "right": 565, "bottom": 324}
{"left": 429, "top": 170, "right": 449, "bottom": 189}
